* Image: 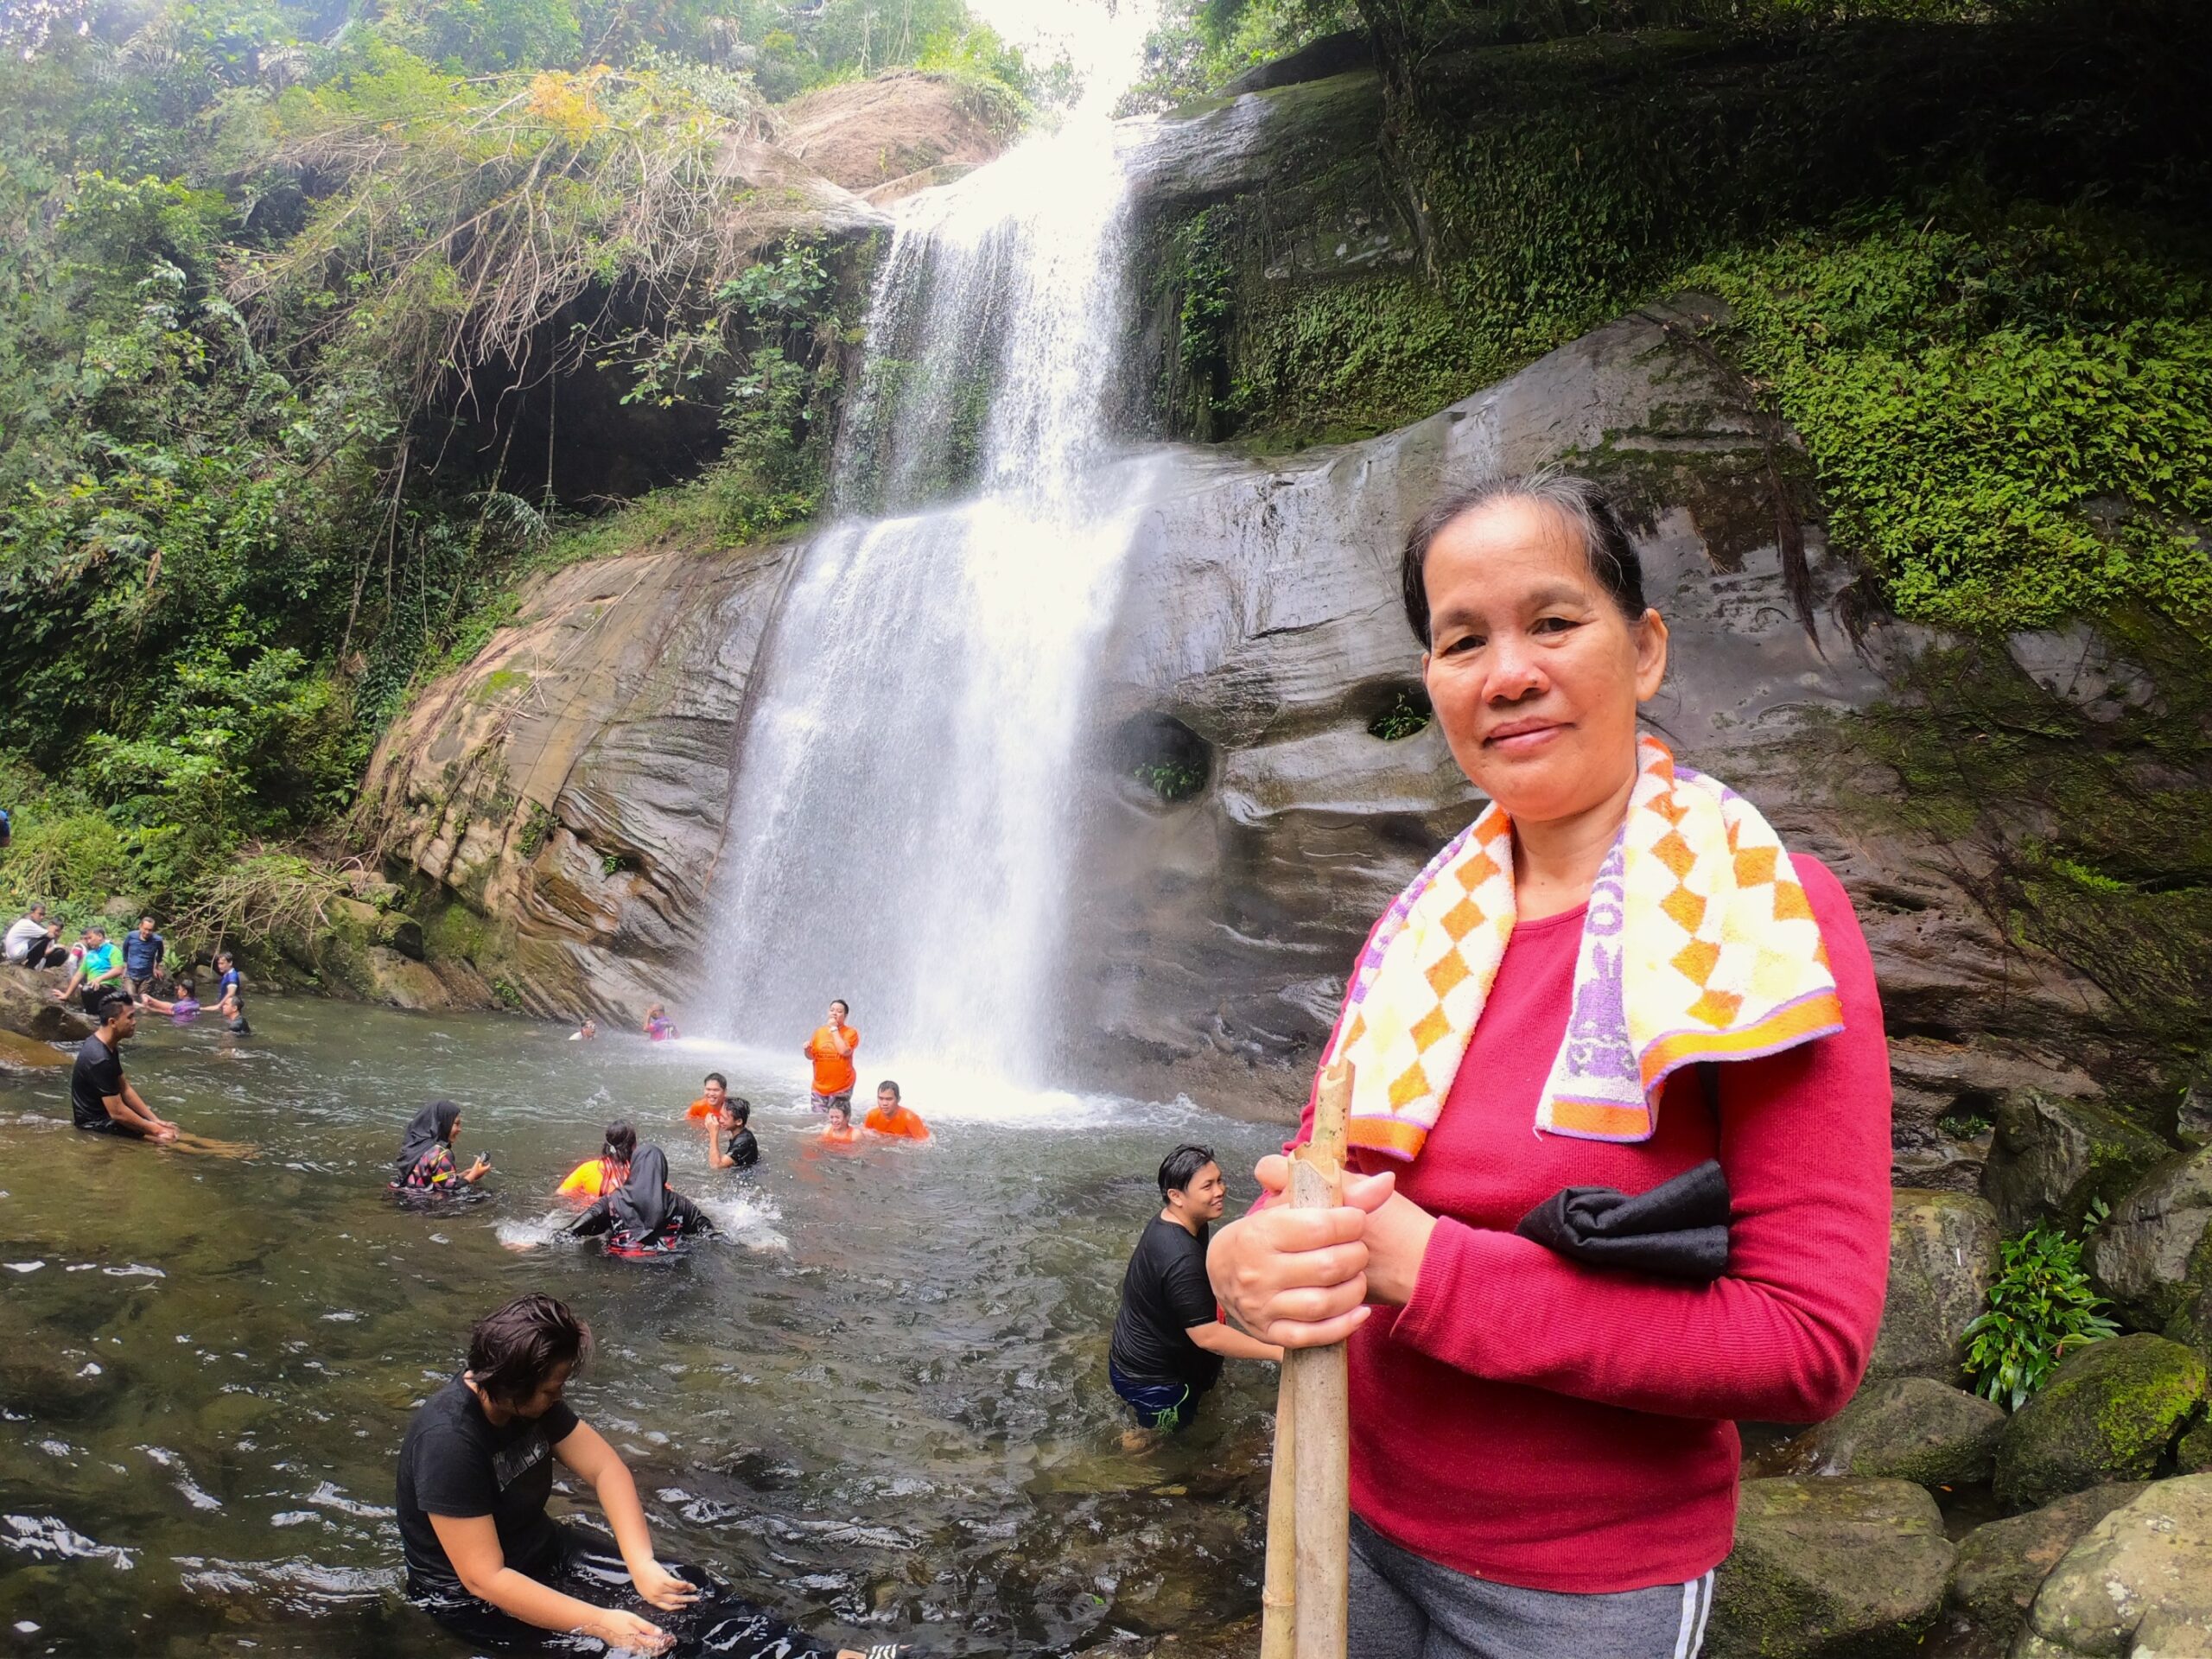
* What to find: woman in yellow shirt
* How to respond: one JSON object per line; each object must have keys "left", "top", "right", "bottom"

{"left": 555, "top": 1122, "right": 635, "bottom": 1202}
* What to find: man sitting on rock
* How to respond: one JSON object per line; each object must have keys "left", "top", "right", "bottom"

{"left": 6, "top": 903, "right": 68, "bottom": 970}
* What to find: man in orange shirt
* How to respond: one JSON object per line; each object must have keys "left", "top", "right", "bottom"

{"left": 802, "top": 1000, "right": 859, "bottom": 1116}
{"left": 862, "top": 1079, "right": 929, "bottom": 1141}
{"left": 684, "top": 1072, "right": 730, "bottom": 1122}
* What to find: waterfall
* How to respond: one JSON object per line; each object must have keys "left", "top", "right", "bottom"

{"left": 704, "top": 99, "right": 1154, "bottom": 1088}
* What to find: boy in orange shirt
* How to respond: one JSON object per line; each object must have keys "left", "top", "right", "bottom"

{"left": 684, "top": 1072, "right": 729, "bottom": 1122}
{"left": 802, "top": 1000, "right": 859, "bottom": 1115}
{"left": 862, "top": 1079, "right": 929, "bottom": 1141}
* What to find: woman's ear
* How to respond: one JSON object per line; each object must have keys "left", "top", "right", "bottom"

{"left": 1633, "top": 609, "right": 1670, "bottom": 702}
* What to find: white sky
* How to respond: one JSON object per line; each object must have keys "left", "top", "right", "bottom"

{"left": 963, "top": 0, "right": 1166, "bottom": 100}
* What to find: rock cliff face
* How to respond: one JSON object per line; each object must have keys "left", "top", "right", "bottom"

{"left": 362, "top": 289, "right": 2114, "bottom": 1166}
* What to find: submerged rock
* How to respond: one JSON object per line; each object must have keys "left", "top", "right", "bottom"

{"left": 1948, "top": 1483, "right": 2150, "bottom": 1648}
{"left": 1980, "top": 1090, "right": 2171, "bottom": 1236}
{"left": 1869, "top": 1192, "right": 2003, "bottom": 1387}
{"left": 1764, "top": 1376, "right": 2004, "bottom": 1488}
{"left": 1993, "top": 1335, "right": 2207, "bottom": 1510}
{"left": 2012, "top": 1475, "right": 2212, "bottom": 1657}
{"left": 1706, "top": 1477, "right": 1953, "bottom": 1659}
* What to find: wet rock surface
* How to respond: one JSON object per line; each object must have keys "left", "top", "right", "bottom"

{"left": 1870, "top": 1192, "right": 2003, "bottom": 1388}
{"left": 1981, "top": 1090, "right": 2173, "bottom": 1236}
{"left": 1707, "top": 1477, "right": 1954, "bottom": 1659}
{"left": 778, "top": 70, "right": 1013, "bottom": 204}
{"left": 0, "top": 966, "right": 93, "bottom": 1046}
{"left": 1761, "top": 1376, "right": 2004, "bottom": 1488}
{"left": 2011, "top": 1474, "right": 2212, "bottom": 1658}
{"left": 2088, "top": 1147, "right": 2212, "bottom": 1345}
{"left": 1948, "top": 1483, "right": 2150, "bottom": 1649}
{"left": 1993, "top": 1335, "right": 2207, "bottom": 1510}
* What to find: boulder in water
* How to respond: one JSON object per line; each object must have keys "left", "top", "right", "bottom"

{"left": 0, "top": 967, "right": 93, "bottom": 1044}
{"left": 1706, "top": 1477, "right": 1953, "bottom": 1659}
{"left": 1993, "top": 1335, "right": 2206, "bottom": 1509}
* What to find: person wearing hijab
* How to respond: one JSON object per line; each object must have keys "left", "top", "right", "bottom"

{"left": 393, "top": 1101, "right": 492, "bottom": 1193}
{"left": 564, "top": 1146, "right": 715, "bottom": 1255}
{"left": 556, "top": 1121, "right": 636, "bottom": 1201}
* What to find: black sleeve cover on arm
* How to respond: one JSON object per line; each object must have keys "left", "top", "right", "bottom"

{"left": 565, "top": 1200, "right": 613, "bottom": 1239}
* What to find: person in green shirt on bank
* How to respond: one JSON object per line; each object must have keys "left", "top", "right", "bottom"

{"left": 54, "top": 926, "right": 124, "bottom": 1012}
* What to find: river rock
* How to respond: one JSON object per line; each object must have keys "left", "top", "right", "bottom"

{"left": 1870, "top": 1191, "right": 2004, "bottom": 1386}
{"left": 2088, "top": 1147, "right": 2212, "bottom": 1342}
{"left": 1706, "top": 1478, "right": 1954, "bottom": 1659}
{"left": 1993, "top": 1335, "right": 2207, "bottom": 1510}
{"left": 0, "top": 967, "right": 93, "bottom": 1044}
{"left": 2177, "top": 1420, "right": 2212, "bottom": 1476}
{"left": 2011, "top": 1475, "right": 2212, "bottom": 1657}
{"left": 1765, "top": 1376, "right": 2005, "bottom": 1488}
{"left": 1980, "top": 1090, "right": 2172, "bottom": 1236}
{"left": 1949, "top": 1483, "right": 2149, "bottom": 1644}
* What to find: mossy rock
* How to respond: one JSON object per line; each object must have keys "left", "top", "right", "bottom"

{"left": 1993, "top": 1335, "right": 2208, "bottom": 1510}
{"left": 1948, "top": 1482, "right": 2149, "bottom": 1646}
{"left": 1980, "top": 1089, "right": 2172, "bottom": 1236}
{"left": 1706, "top": 1478, "right": 1953, "bottom": 1659}
{"left": 1869, "top": 1191, "right": 2002, "bottom": 1386}
{"left": 2012, "top": 1475, "right": 2212, "bottom": 1656}
{"left": 1764, "top": 1377, "right": 2005, "bottom": 1491}
{"left": 2179, "top": 1419, "right": 2212, "bottom": 1476}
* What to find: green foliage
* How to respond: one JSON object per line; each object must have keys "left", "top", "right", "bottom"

{"left": 1692, "top": 213, "right": 2212, "bottom": 635}
{"left": 1134, "top": 760, "right": 1207, "bottom": 803}
{"left": 1368, "top": 690, "right": 1432, "bottom": 741}
{"left": 1965, "top": 1224, "right": 2121, "bottom": 1410}
{"left": 1123, "top": 0, "right": 1358, "bottom": 113}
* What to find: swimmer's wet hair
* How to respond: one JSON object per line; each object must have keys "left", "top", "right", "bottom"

{"left": 728, "top": 1098, "right": 751, "bottom": 1123}
{"left": 1400, "top": 467, "right": 1646, "bottom": 646}
{"left": 603, "top": 1121, "right": 636, "bottom": 1163}
{"left": 468, "top": 1294, "right": 590, "bottom": 1404}
{"left": 703, "top": 1071, "right": 727, "bottom": 1089}
{"left": 1159, "top": 1143, "right": 1217, "bottom": 1200}
{"left": 877, "top": 1079, "right": 900, "bottom": 1101}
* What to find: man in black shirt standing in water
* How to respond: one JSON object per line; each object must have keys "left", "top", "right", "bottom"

{"left": 1109, "top": 1143, "right": 1283, "bottom": 1448}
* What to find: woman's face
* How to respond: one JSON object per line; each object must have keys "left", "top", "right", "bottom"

{"left": 447, "top": 1116, "right": 461, "bottom": 1146}
{"left": 1421, "top": 498, "right": 1668, "bottom": 826}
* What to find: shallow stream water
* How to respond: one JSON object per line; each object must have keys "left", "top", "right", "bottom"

{"left": 0, "top": 996, "right": 1282, "bottom": 1656}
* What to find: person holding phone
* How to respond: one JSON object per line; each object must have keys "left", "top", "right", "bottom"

{"left": 391, "top": 1100, "right": 492, "bottom": 1193}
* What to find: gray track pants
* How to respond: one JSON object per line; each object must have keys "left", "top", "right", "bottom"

{"left": 1349, "top": 1515, "right": 1713, "bottom": 1659}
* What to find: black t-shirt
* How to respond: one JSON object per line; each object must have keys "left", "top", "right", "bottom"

{"left": 70, "top": 1033, "right": 125, "bottom": 1131}
{"left": 1108, "top": 1216, "right": 1224, "bottom": 1393}
{"left": 396, "top": 1375, "right": 580, "bottom": 1596}
{"left": 726, "top": 1128, "right": 759, "bottom": 1170}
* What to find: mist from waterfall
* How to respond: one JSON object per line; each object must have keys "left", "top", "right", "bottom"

{"left": 703, "top": 89, "right": 1155, "bottom": 1088}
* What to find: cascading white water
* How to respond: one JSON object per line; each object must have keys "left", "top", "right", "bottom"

{"left": 705, "top": 76, "right": 1158, "bottom": 1088}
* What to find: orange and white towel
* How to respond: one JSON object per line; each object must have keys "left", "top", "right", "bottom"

{"left": 1328, "top": 735, "right": 1843, "bottom": 1158}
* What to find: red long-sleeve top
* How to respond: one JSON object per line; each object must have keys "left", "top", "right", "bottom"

{"left": 1284, "top": 854, "right": 1892, "bottom": 1593}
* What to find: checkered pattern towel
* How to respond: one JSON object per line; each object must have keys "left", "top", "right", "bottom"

{"left": 1328, "top": 735, "right": 1844, "bottom": 1160}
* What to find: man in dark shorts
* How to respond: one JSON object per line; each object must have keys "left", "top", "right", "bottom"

{"left": 397, "top": 1294, "right": 894, "bottom": 1657}
{"left": 71, "top": 994, "right": 179, "bottom": 1142}
{"left": 1108, "top": 1143, "right": 1282, "bottom": 1447}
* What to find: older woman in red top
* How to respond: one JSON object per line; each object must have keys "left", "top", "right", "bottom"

{"left": 1207, "top": 471, "right": 1891, "bottom": 1657}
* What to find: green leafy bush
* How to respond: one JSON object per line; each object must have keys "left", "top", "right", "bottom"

{"left": 1964, "top": 1224, "right": 2121, "bottom": 1410}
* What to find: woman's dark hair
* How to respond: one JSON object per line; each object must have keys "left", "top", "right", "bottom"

{"left": 603, "top": 1121, "right": 637, "bottom": 1163}
{"left": 467, "top": 1294, "right": 589, "bottom": 1403}
{"left": 877, "top": 1078, "right": 901, "bottom": 1101}
{"left": 1158, "top": 1143, "right": 1218, "bottom": 1200}
{"left": 1400, "top": 468, "right": 1646, "bottom": 645}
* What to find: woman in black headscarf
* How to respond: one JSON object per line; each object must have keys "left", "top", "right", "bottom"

{"left": 392, "top": 1100, "right": 492, "bottom": 1194}
{"left": 564, "top": 1146, "right": 715, "bottom": 1255}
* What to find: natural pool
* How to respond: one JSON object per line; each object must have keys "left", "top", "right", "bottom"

{"left": 0, "top": 995, "right": 1285, "bottom": 1656}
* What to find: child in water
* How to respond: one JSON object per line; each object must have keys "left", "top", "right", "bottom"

{"left": 137, "top": 964, "right": 201, "bottom": 1020}
{"left": 709, "top": 1097, "right": 757, "bottom": 1171}
{"left": 391, "top": 1100, "right": 492, "bottom": 1194}
{"left": 819, "top": 1099, "right": 860, "bottom": 1146}
{"left": 643, "top": 1003, "right": 677, "bottom": 1041}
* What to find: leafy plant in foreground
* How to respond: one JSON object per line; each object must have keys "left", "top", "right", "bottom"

{"left": 1963, "top": 1224, "right": 2120, "bottom": 1410}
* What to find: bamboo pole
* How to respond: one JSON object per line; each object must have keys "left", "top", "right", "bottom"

{"left": 1258, "top": 1359, "right": 1297, "bottom": 1659}
{"left": 1258, "top": 1060, "right": 1353, "bottom": 1658}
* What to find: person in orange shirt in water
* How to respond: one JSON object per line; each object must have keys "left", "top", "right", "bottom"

{"left": 818, "top": 1097, "right": 861, "bottom": 1146}
{"left": 556, "top": 1122, "right": 635, "bottom": 1202}
{"left": 802, "top": 1000, "right": 859, "bottom": 1116}
{"left": 862, "top": 1079, "right": 929, "bottom": 1141}
{"left": 684, "top": 1072, "right": 729, "bottom": 1125}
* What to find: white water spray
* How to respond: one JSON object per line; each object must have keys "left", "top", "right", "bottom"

{"left": 705, "top": 46, "right": 1159, "bottom": 1086}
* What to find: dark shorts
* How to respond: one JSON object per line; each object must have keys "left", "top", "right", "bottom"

{"left": 410, "top": 1529, "right": 860, "bottom": 1656}
{"left": 1109, "top": 1361, "right": 1205, "bottom": 1433}
{"left": 74, "top": 1116, "right": 148, "bottom": 1140}
{"left": 80, "top": 983, "right": 120, "bottom": 1013}
{"left": 810, "top": 1090, "right": 852, "bottom": 1116}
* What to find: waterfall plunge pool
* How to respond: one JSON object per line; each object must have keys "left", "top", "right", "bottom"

{"left": 0, "top": 995, "right": 1282, "bottom": 1656}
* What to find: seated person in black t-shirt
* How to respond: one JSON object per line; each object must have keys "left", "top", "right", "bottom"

{"left": 398, "top": 1294, "right": 905, "bottom": 1657}
{"left": 71, "top": 994, "right": 178, "bottom": 1142}
{"left": 1107, "top": 1143, "right": 1284, "bottom": 1448}
{"left": 708, "top": 1097, "right": 759, "bottom": 1171}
